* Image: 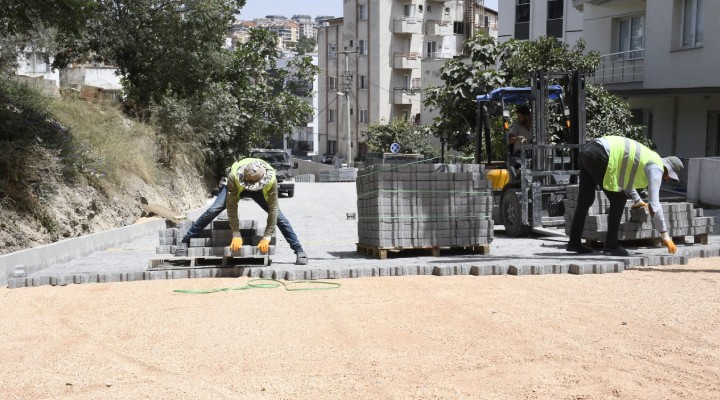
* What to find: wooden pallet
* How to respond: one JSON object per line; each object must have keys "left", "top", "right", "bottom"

{"left": 586, "top": 233, "right": 708, "bottom": 249}
{"left": 148, "top": 255, "right": 270, "bottom": 269}
{"left": 356, "top": 243, "right": 490, "bottom": 260}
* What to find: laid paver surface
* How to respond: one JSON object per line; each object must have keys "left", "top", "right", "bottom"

{"left": 21, "top": 182, "right": 720, "bottom": 283}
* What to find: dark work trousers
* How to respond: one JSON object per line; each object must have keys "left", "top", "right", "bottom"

{"left": 568, "top": 140, "right": 629, "bottom": 249}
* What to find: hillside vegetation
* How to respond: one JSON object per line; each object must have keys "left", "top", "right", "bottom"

{"left": 0, "top": 78, "right": 211, "bottom": 254}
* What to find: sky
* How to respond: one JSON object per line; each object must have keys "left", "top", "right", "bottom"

{"left": 238, "top": 0, "right": 499, "bottom": 20}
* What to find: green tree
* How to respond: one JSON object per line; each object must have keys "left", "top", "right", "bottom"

{"left": 216, "top": 28, "right": 318, "bottom": 165}
{"left": 362, "top": 118, "right": 439, "bottom": 159}
{"left": 423, "top": 32, "right": 506, "bottom": 154}
{"left": 0, "top": 0, "right": 91, "bottom": 37}
{"left": 151, "top": 28, "right": 319, "bottom": 172}
{"left": 295, "top": 36, "right": 316, "bottom": 55}
{"left": 54, "top": 0, "right": 246, "bottom": 111}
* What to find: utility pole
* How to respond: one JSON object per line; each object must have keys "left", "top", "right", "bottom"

{"left": 339, "top": 47, "right": 357, "bottom": 167}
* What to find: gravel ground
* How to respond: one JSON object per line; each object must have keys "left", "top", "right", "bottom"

{"left": 1, "top": 257, "right": 719, "bottom": 399}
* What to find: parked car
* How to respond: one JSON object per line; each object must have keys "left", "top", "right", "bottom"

{"left": 249, "top": 149, "right": 298, "bottom": 197}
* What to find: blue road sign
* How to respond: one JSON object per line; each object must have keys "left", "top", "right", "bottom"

{"left": 390, "top": 143, "right": 400, "bottom": 153}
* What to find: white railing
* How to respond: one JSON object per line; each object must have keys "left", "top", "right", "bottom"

{"left": 592, "top": 49, "right": 645, "bottom": 85}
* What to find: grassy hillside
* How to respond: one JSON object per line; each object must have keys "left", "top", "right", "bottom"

{"left": 0, "top": 78, "right": 212, "bottom": 254}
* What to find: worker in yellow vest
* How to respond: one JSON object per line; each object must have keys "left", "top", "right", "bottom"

{"left": 181, "top": 158, "right": 308, "bottom": 265}
{"left": 567, "top": 136, "right": 684, "bottom": 256}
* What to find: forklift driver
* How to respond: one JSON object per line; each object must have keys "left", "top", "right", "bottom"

{"left": 508, "top": 105, "right": 533, "bottom": 155}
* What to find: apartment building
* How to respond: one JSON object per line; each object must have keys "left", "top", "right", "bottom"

{"left": 317, "top": 0, "right": 497, "bottom": 164}
{"left": 498, "top": 0, "right": 583, "bottom": 44}
{"left": 499, "top": 0, "right": 720, "bottom": 158}
{"left": 292, "top": 15, "right": 318, "bottom": 39}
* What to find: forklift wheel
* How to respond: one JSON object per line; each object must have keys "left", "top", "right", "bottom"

{"left": 501, "top": 189, "right": 531, "bottom": 237}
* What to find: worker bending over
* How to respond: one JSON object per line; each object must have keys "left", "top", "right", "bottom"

{"left": 181, "top": 158, "right": 308, "bottom": 265}
{"left": 566, "top": 135, "right": 684, "bottom": 256}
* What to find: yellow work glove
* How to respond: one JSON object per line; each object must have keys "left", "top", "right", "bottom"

{"left": 257, "top": 237, "right": 270, "bottom": 254}
{"left": 660, "top": 232, "right": 676, "bottom": 254}
{"left": 631, "top": 200, "right": 648, "bottom": 209}
{"left": 230, "top": 237, "right": 243, "bottom": 251}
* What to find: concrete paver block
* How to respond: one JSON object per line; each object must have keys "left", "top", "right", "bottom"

{"left": 146, "top": 270, "right": 168, "bottom": 280}
{"left": 31, "top": 276, "right": 51, "bottom": 287}
{"left": 7, "top": 278, "right": 26, "bottom": 288}
{"left": 51, "top": 275, "right": 71, "bottom": 286}
{"left": 470, "top": 265, "right": 494, "bottom": 276}
{"left": 74, "top": 274, "right": 93, "bottom": 284}
{"left": 11, "top": 265, "right": 26, "bottom": 278}
{"left": 171, "top": 270, "right": 190, "bottom": 279}
{"left": 569, "top": 264, "right": 588, "bottom": 275}
{"left": 125, "top": 272, "right": 145, "bottom": 282}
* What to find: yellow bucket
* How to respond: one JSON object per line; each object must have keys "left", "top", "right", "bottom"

{"left": 486, "top": 169, "right": 509, "bottom": 190}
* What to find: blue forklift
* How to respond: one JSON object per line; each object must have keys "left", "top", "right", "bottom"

{"left": 475, "top": 70, "right": 588, "bottom": 236}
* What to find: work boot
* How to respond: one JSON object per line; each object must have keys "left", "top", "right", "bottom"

{"left": 295, "top": 251, "right": 308, "bottom": 265}
{"left": 603, "top": 245, "right": 629, "bottom": 257}
{"left": 566, "top": 242, "right": 593, "bottom": 254}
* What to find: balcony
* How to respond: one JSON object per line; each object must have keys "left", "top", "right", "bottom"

{"left": 592, "top": 49, "right": 645, "bottom": 85}
{"left": 393, "top": 17, "right": 422, "bottom": 34}
{"left": 393, "top": 52, "right": 422, "bottom": 69}
{"left": 425, "top": 20, "right": 453, "bottom": 36}
{"left": 393, "top": 87, "right": 421, "bottom": 105}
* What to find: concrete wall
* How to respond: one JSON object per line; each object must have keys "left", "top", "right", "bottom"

{"left": 644, "top": 2, "right": 720, "bottom": 89}
{"left": 1, "top": 218, "right": 166, "bottom": 287}
{"left": 292, "top": 158, "right": 337, "bottom": 176}
{"left": 686, "top": 157, "right": 720, "bottom": 207}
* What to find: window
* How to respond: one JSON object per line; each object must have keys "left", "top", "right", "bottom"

{"left": 427, "top": 41, "right": 437, "bottom": 58}
{"left": 328, "top": 109, "right": 336, "bottom": 123}
{"left": 404, "top": 4, "right": 415, "bottom": 18}
{"left": 706, "top": 111, "right": 720, "bottom": 157}
{"left": 617, "top": 16, "right": 645, "bottom": 59}
{"left": 328, "top": 43, "right": 337, "bottom": 58}
{"left": 327, "top": 140, "right": 337, "bottom": 155}
{"left": 515, "top": 0, "right": 530, "bottom": 40}
{"left": 630, "top": 109, "right": 653, "bottom": 140}
{"left": 359, "top": 39, "right": 368, "bottom": 56}
{"left": 358, "top": 4, "right": 367, "bottom": 20}
{"left": 359, "top": 109, "right": 368, "bottom": 124}
{"left": 682, "top": 0, "right": 703, "bottom": 47}
{"left": 328, "top": 76, "right": 337, "bottom": 91}
{"left": 453, "top": 21, "right": 466, "bottom": 35}
{"left": 359, "top": 75, "right": 367, "bottom": 90}
{"left": 546, "top": 0, "right": 563, "bottom": 38}
{"left": 427, "top": 5, "right": 432, "bottom": 13}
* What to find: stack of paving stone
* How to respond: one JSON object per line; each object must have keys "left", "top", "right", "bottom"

{"left": 294, "top": 174, "right": 315, "bottom": 182}
{"left": 317, "top": 169, "right": 340, "bottom": 182}
{"left": 563, "top": 185, "right": 714, "bottom": 242}
{"left": 356, "top": 163, "right": 493, "bottom": 249}
{"left": 156, "top": 213, "right": 275, "bottom": 258}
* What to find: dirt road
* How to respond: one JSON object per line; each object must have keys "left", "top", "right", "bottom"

{"left": 1, "top": 257, "right": 719, "bottom": 399}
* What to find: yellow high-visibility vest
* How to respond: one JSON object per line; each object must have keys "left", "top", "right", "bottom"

{"left": 603, "top": 136, "right": 662, "bottom": 192}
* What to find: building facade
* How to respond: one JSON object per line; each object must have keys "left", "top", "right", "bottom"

{"left": 498, "top": 0, "right": 583, "bottom": 44}
{"left": 500, "top": 0, "right": 720, "bottom": 158}
{"left": 317, "top": 0, "right": 497, "bottom": 164}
